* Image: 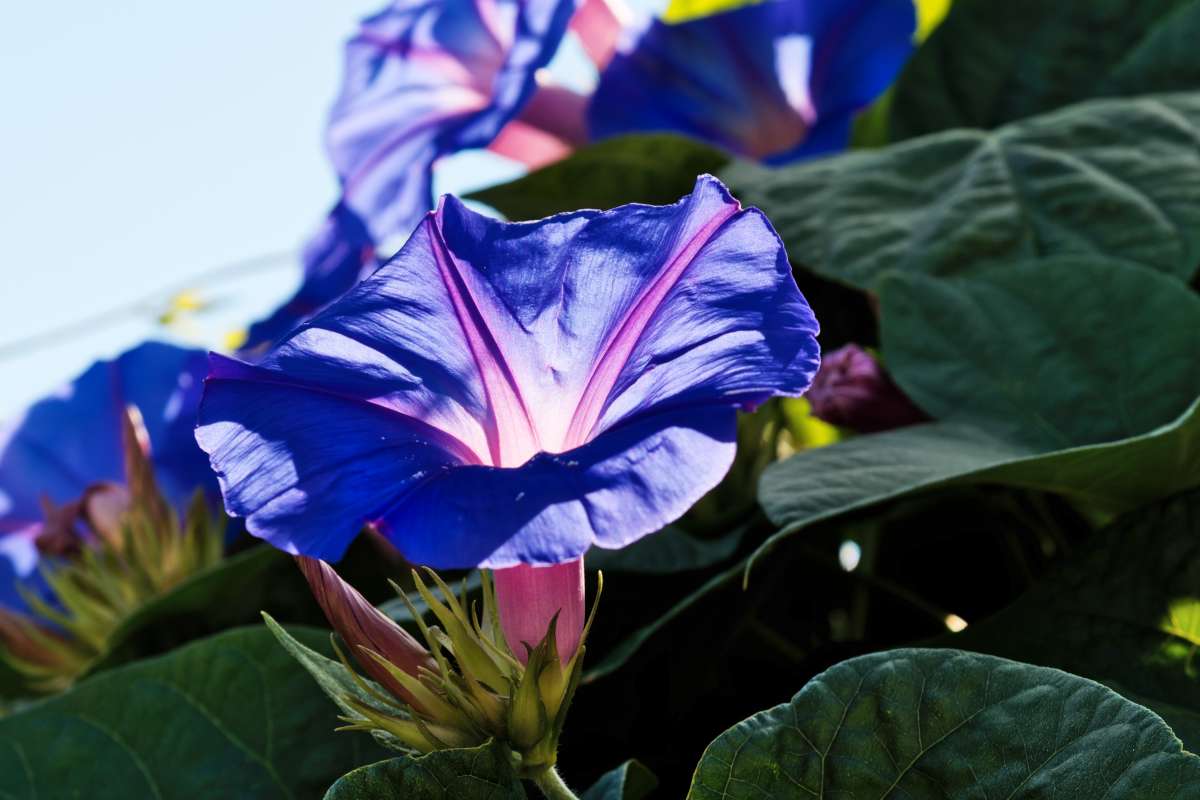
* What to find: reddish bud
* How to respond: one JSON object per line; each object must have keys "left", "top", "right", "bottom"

{"left": 295, "top": 556, "right": 434, "bottom": 708}
{"left": 807, "top": 345, "right": 928, "bottom": 434}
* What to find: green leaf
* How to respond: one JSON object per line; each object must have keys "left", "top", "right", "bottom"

{"left": 581, "top": 760, "right": 658, "bottom": 800}
{"left": 724, "top": 92, "right": 1200, "bottom": 289}
{"left": 942, "top": 488, "right": 1200, "bottom": 752}
{"left": 879, "top": 258, "right": 1200, "bottom": 449}
{"left": 263, "top": 614, "right": 410, "bottom": 752}
{"left": 323, "top": 743, "right": 525, "bottom": 799}
{"left": 0, "top": 625, "right": 385, "bottom": 799}
{"left": 889, "top": 0, "right": 1200, "bottom": 138}
{"left": 468, "top": 134, "right": 729, "bottom": 221}
{"left": 83, "top": 545, "right": 302, "bottom": 677}
{"left": 586, "top": 525, "right": 746, "bottom": 575}
{"left": 754, "top": 397, "right": 1200, "bottom": 570}
{"left": 585, "top": 558, "right": 746, "bottom": 682}
{"left": 687, "top": 648, "right": 1200, "bottom": 798}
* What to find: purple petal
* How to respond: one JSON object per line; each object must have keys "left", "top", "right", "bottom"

{"left": 589, "top": 0, "right": 915, "bottom": 161}
{"left": 196, "top": 176, "right": 818, "bottom": 566}
{"left": 328, "top": 0, "right": 578, "bottom": 241}
{"left": 0, "top": 526, "right": 40, "bottom": 612}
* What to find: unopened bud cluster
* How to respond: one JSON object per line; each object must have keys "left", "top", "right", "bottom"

{"left": 298, "top": 558, "right": 600, "bottom": 775}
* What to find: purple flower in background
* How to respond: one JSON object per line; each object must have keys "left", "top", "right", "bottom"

{"left": 328, "top": 0, "right": 577, "bottom": 241}
{"left": 242, "top": 0, "right": 581, "bottom": 350}
{"left": 197, "top": 175, "right": 819, "bottom": 571}
{"left": 807, "top": 344, "right": 928, "bottom": 433}
{"left": 589, "top": 0, "right": 916, "bottom": 162}
{"left": 0, "top": 342, "right": 216, "bottom": 612}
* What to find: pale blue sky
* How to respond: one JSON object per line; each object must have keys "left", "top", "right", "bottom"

{"left": 0, "top": 1, "right": 611, "bottom": 419}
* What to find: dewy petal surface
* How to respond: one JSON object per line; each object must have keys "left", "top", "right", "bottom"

{"left": 0, "top": 342, "right": 215, "bottom": 611}
{"left": 196, "top": 176, "right": 819, "bottom": 567}
{"left": 589, "top": 0, "right": 915, "bottom": 162}
{"left": 329, "top": 0, "right": 578, "bottom": 242}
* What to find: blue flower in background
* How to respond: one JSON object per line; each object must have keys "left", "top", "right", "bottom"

{"left": 0, "top": 342, "right": 215, "bottom": 612}
{"left": 590, "top": 0, "right": 916, "bottom": 161}
{"left": 242, "top": 0, "right": 580, "bottom": 351}
{"left": 197, "top": 176, "right": 819, "bottom": 568}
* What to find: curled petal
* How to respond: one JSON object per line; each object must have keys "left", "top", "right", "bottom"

{"left": 296, "top": 556, "right": 433, "bottom": 707}
{"left": 589, "top": 0, "right": 916, "bottom": 161}
{"left": 807, "top": 344, "right": 928, "bottom": 433}
{"left": 197, "top": 176, "right": 818, "bottom": 567}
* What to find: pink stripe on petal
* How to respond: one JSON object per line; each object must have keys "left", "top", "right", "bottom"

{"left": 517, "top": 83, "right": 590, "bottom": 148}
{"left": 564, "top": 186, "right": 741, "bottom": 448}
{"left": 489, "top": 120, "right": 575, "bottom": 168}
{"left": 493, "top": 558, "right": 584, "bottom": 663}
{"left": 570, "top": 0, "right": 630, "bottom": 69}
{"left": 427, "top": 217, "right": 542, "bottom": 467}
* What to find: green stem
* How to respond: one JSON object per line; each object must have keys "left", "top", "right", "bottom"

{"left": 532, "top": 766, "right": 581, "bottom": 800}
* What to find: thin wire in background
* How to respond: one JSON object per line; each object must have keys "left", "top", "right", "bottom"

{"left": 0, "top": 250, "right": 296, "bottom": 362}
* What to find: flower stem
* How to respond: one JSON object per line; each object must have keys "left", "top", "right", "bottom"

{"left": 532, "top": 766, "right": 581, "bottom": 800}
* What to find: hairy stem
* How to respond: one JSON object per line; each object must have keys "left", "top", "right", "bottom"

{"left": 532, "top": 766, "right": 581, "bottom": 800}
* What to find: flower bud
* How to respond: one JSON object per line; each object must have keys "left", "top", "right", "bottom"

{"left": 295, "top": 556, "right": 434, "bottom": 709}
{"left": 806, "top": 344, "right": 928, "bottom": 433}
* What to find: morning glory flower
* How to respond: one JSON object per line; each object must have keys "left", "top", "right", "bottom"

{"left": 0, "top": 342, "right": 215, "bottom": 612}
{"left": 242, "top": 0, "right": 580, "bottom": 350}
{"left": 589, "top": 0, "right": 917, "bottom": 162}
{"left": 196, "top": 175, "right": 818, "bottom": 572}
{"left": 331, "top": 0, "right": 579, "bottom": 240}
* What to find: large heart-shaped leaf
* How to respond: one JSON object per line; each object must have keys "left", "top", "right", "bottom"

{"left": 0, "top": 625, "right": 384, "bottom": 799}
{"left": 942, "top": 488, "right": 1200, "bottom": 752}
{"left": 469, "top": 134, "right": 728, "bottom": 221}
{"left": 81, "top": 545, "right": 307, "bottom": 678}
{"left": 754, "top": 396, "right": 1200, "bottom": 570}
{"left": 688, "top": 648, "right": 1200, "bottom": 798}
{"left": 322, "top": 743, "right": 525, "bottom": 799}
{"left": 889, "top": 0, "right": 1200, "bottom": 138}
{"left": 879, "top": 258, "right": 1200, "bottom": 449}
{"left": 724, "top": 93, "right": 1200, "bottom": 289}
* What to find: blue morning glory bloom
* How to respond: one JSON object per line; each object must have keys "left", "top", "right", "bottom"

{"left": 242, "top": 0, "right": 579, "bottom": 351}
{"left": 589, "top": 0, "right": 916, "bottom": 162}
{"left": 330, "top": 0, "right": 577, "bottom": 241}
{"left": 196, "top": 176, "right": 820, "bottom": 568}
{"left": 0, "top": 342, "right": 215, "bottom": 611}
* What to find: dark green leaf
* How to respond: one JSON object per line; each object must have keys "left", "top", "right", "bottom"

{"left": 586, "top": 525, "right": 746, "bottom": 575}
{"left": 754, "top": 397, "right": 1200, "bottom": 570}
{"left": 880, "top": 258, "right": 1200, "bottom": 449}
{"left": 0, "top": 625, "right": 385, "bottom": 799}
{"left": 323, "top": 742, "right": 524, "bottom": 799}
{"left": 469, "top": 134, "right": 729, "bottom": 221}
{"left": 581, "top": 760, "right": 658, "bottom": 800}
{"left": 942, "top": 489, "right": 1200, "bottom": 752}
{"left": 889, "top": 0, "right": 1200, "bottom": 138}
{"left": 84, "top": 545, "right": 303, "bottom": 677}
{"left": 688, "top": 648, "right": 1200, "bottom": 798}
{"left": 725, "top": 93, "right": 1200, "bottom": 289}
